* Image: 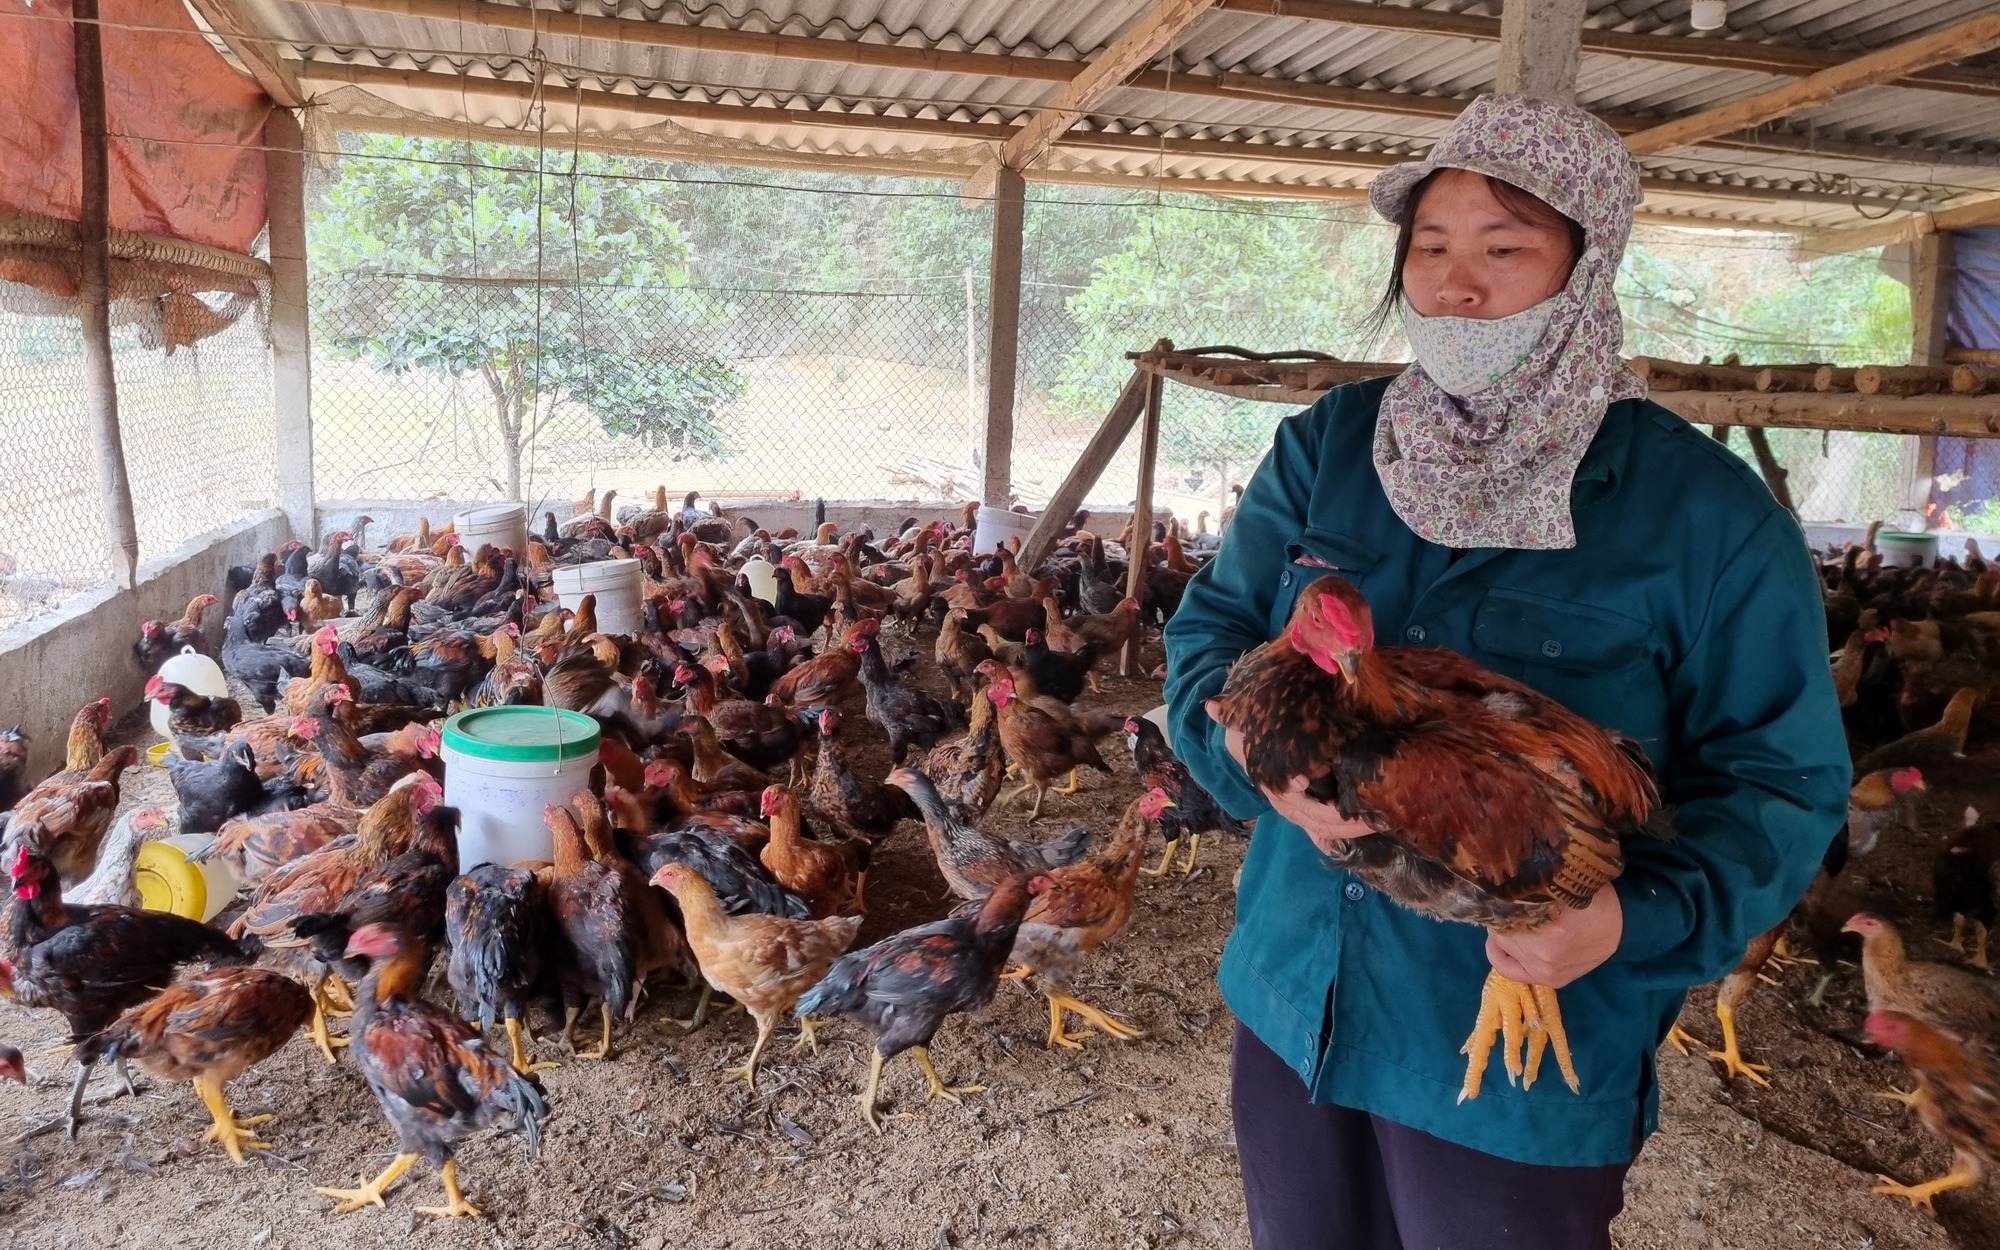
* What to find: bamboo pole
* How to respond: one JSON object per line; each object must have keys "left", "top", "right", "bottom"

{"left": 1123, "top": 347, "right": 1167, "bottom": 677}
{"left": 73, "top": 0, "right": 140, "bottom": 588}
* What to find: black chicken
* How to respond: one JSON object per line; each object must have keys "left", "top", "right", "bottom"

{"left": 445, "top": 863, "right": 556, "bottom": 1074}
{"left": 854, "top": 632, "right": 965, "bottom": 763}
{"left": 165, "top": 740, "right": 268, "bottom": 834}
{"left": 2, "top": 847, "right": 253, "bottom": 1135}
{"left": 794, "top": 875, "right": 1032, "bottom": 1132}
{"left": 618, "top": 827, "right": 811, "bottom": 920}
{"left": 221, "top": 613, "right": 312, "bottom": 713}
{"left": 275, "top": 544, "right": 312, "bottom": 630}
{"left": 1021, "top": 629, "right": 1097, "bottom": 704}
{"left": 291, "top": 805, "right": 462, "bottom": 988}
{"left": 1124, "top": 715, "right": 1251, "bottom": 876}
{"left": 231, "top": 553, "right": 289, "bottom": 643}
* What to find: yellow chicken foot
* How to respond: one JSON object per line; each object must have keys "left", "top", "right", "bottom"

{"left": 1053, "top": 768, "right": 1082, "bottom": 795}
{"left": 673, "top": 985, "right": 714, "bottom": 1031}
{"left": 1664, "top": 1023, "right": 1702, "bottom": 1055}
{"left": 1708, "top": 1002, "right": 1771, "bottom": 1087}
{"left": 1972, "top": 920, "right": 1991, "bottom": 971}
{"left": 1000, "top": 780, "right": 1036, "bottom": 808}
{"left": 790, "top": 1015, "right": 821, "bottom": 1055}
{"left": 1140, "top": 839, "right": 1181, "bottom": 878}
{"left": 317, "top": 1152, "right": 418, "bottom": 1214}
{"left": 856, "top": 1050, "right": 890, "bottom": 1134}
{"left": 999, "top": 964, "right": 1035, "bottom": 981}
{"left": 319, "top": 973, "right": 356, "bottom": 1017}
{"left": 1178, "top": 834, "right": 1202, "bottom": 875}
{"left": 1765, "top": 936, "right": 1815, "bottom": 970}
{"left": 573, "top": 1002, "right": 616, "bottom": 1061}
{"left": 851, "top": 871, "right": 868, "bottom": 916}
{"left": 1878, "top": 1086, "right": 1927, "bottom": 1110}
{"left": 415, "top": 1158, "right": 482, "bottom": 1219}
{"left": 1045, "top": 993, "right": 1142, "bottom": 1050}
{"left": 1459, "top": 971, "right": 1578, "bottom": 1103}
{"left": 1873, "top": 1153, "right": 1981, "bottom": 1211}
{"left": 307, "top": 998, "right": 349, "bottom": 1065}
{"left": 195, "top": 1073, "right": 273, "bottom": 1165}
{"left": 1026, "top": 787, "right": 1048, "bottom": 823}
{"left": 505, "top": 1017, "right": 559, "bottom": 1075}
{"left": 1086, "top": 671, "right": 1104, "bottom": 694}
{"left": 726, "top": 1020, "right": 774, "bottom": 1089}
{"left": 559, "top": 1005, "right": 581, "bottom": 1049}
{"left": 1943, "top": 913, "right": 1969, "bottom": 955}
{"left": 912, "top": 1046, "right": 983, "bottom": 1103}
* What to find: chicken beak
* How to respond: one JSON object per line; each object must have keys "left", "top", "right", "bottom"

{"left": 1337, "top": 656, "right": 1359, "bottom": 687}
{"left": 1839, "top": 920, "right": 1860, "bottom": 935}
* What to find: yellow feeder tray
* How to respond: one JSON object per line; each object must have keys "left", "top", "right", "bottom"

{"left": 146, "top": 742, "right": 175, "bottom": 768}
{"left": 133, "top": 835, "right": 239, "bottom": 922}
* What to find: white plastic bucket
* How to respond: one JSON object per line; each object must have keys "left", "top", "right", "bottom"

{"left": 149, "top": 646, "right": 230, "bottom": 740}
{"left": 1876, "top": 531, "right": 1939, "bottom": 568}
{"left": 441, "top": 707, "right": 601, "bottom": 869}
{"left": 552, "top": 559, "right": 645, "bottom": 635}
{"left": 740, "top": 555, "right": 779, "bottom": 604}
{"left": 974, "top": 505, "right": 1038, "bottom": 557}
{"left": 454, "top": 502, "right": 530, "bottom": 558}
{"left": 134, "top": 833, "right": 242, "bottom": 923}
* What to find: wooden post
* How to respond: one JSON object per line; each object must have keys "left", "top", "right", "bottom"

{"left": 72, "top": 0, "right": 140, "bottom": 588}
{"left": 1122, "top": 352, "right": 1166, "bottom": 676}
{"left": 267, "top": 108, "right": 316, "bottom": 543}
{"left": 982, "top": 167, "right": 1026, "bottom": 508}
{"left": 1898, "top": 231, "right": 1954, "bottom": 528}
{"left": 1015, "top": 368, "right": 1150, "bottom": 571}
{"left": 1496, "top": 0, "right": 1588, "bottom": 103}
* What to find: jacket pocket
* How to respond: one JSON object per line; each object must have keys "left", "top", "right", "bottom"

{"left": 1273, "top": 529, "right": 1383, "bottom": 638}
{"left": 1472, "top": 587, "right": 1655, "bottom": 673}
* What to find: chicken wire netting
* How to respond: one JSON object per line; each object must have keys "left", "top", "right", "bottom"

{"left": 0, "top": 298, "right": 275, "bottom": 627}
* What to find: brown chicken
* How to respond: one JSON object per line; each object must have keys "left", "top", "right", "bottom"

{"left": 201, "top": 801, "right": 358, "bottom": 885}
{"left": 934, "top": 610, "right": 992, "bottom": 703}
{"left": 1848, "top": 766, "right": 1927, "bottom": 856}
{"left": 1006, "top": 788, "right": 1169, "bottom": 1048}
{"left": 289, "top": 684, "right": 437, "bottom": 807}
{"left": 919, "top": 687, "right": 1005, "bottom": 824}
{"left": 83, "top": 967, "right": 313, "bottom": 1163}
{"left": 807, "top": 708, "right": 918, "bottom": 904}
{"left": 145, "top": 675, "right": 242, "bottom": 761}
{"left": 135, "top": 593, "right": 219, "bottom": 671}
{"left": 1856, "top": 688, "right": 1977, "bottom": 773}
{"left": 651, "top": 863, "right": 859, "bottom": 1088}
{"left": 6, "top": 744, "right": 141, "bottom": 889}
{"left": 1866, "top": 1010, "right": 2000, "bottom": 1210}
{"left": 759, "top": 784, "right": 859, "bottom": 918}
{"left": 1213, "top": 575, "right": 1659, "bottom": 1101}
{"left": 1846, "top": 913, "right": 2000, "bottom": 1046}
{"left": 1065, "top": 596, "right": 1143, "bottom": 672}
{"left": 767, "top": 623, "right": 864, "bottom": 707}
{"left": 316, "top": 923, "right": 548, "bottom": 1219}
{"left": 297, "top": 578, "right": 344, "bottom": 634}
{"left": 794, "top": 875, "right": 1034, "bottom": 1132}
{"left": 679, "top": 716, "right": 775, "bottom": 794}
{"left": 231, "top": 777, "right": 443, "bottom": 1060}
{"left": 980, "top": 669, "right": 1118, "bottom": 821}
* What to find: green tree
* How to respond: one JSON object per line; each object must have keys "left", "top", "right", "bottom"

{"left": 310, "top": 135, "right": 744, "bottom": 498}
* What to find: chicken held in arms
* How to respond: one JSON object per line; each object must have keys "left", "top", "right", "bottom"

{"left": 316, "top": 923, "right": 548, "bottom": 1218}
{"left": 1213, "top": 575, "right": 1659, "bottom": 1102}
{"left": 794, "top": 875, "right": 1032, "bottom": 1133}
{"left": 82, "top": 967, "right": 313, "bottom": 1163}
{"left": 1865, "top": 1010, "right": 1999, "bottom": 1210}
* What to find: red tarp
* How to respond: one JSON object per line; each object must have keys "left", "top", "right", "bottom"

{"left": 0, "top": 0, "right": 269, "bottom": 255}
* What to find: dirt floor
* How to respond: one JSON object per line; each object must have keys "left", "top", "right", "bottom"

{"left": 0, "top": 643, "right": 1992, "bottom": 1249}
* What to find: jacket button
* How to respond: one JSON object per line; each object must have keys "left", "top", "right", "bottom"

{"left": 1343, "top": 882, "right": 1365, "bottom": 901}
{"left": 1281, "top": 571, "right": 1294, "bottom": 587}
{"left": 1541, "top": 639, "right": 1563, "bottom": 658}
{"left": 1404, "top": 625, "right": 1426, "bottom": 643}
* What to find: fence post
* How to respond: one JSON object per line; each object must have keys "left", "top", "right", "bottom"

{"left": 981, "top": 167, "right": 1025, "bottom": 507}
{"left": 964, "top": 266, "right": 979, "bottom": 478}
{"left": 1123, "top": 342, "right": 1167, "bottom": 676}
{"left": 1897, "top": 231, "right": 1953, "bottom": 529}
{"left": 267, "top": 107, "right": 317, "bottom": 544}
{"left": 72, "top": 0, "right": 141, "bottom": 589}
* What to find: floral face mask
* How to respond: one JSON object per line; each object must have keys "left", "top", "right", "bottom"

{"left": 1401, "top": 295, "right": 1560, "bottom": 398}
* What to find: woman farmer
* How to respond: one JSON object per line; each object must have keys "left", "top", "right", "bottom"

{"left": 1163, "top": 94, "right": 1849, "bottom": 1248}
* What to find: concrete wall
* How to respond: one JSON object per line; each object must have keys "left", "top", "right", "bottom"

{"left": 317, "top": 497, "right": 1141, "bottom": 549}
{"left": 0, "top": 509, "right": 291, "bottom": 779}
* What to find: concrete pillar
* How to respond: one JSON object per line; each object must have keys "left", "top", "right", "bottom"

{"left": 982, "top": 166, "right": 1026, "bottom": 507}
{"left": 267, "top": 107, "right": 316, "bottom": 543}
{"left": 1496, "top": 0, "right": 1589, "bottom": 104}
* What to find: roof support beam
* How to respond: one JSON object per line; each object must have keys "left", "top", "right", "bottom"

{"left": 1799, "top": 193, "right": 2000, "bottom": 259}
{"left": 1625, "top": 12, "right": 2000, "bottom": 155}
{"left": 293, "top": 61, "right": 1923, "bottom": 215}
{"left": 1213, "top": 0, "right": 2000, "bottom": 99}
{"left": 1496, "top": 0, "right": 1586, "bottom": 104}
{"left": 961, "top": 0, "right": 1216, "bottom": 201}
{"left": 183, "top": 0, "right": 307, "bottom": 106}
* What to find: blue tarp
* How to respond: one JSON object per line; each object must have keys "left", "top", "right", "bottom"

{"left": 1934, "top": 226, "right": 2000, "bottom": 520}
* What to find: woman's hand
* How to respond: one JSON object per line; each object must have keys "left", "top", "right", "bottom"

{"left": 1206, "top": 700, "right": 1377, "bottom": 854}
{"left": 1484, "top": 887, "right": 1623, "bottom": 989}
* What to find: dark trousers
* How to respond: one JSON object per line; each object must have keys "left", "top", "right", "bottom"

{"left": 1231, "top": 1024, "right": 1633, "bottom": 1250}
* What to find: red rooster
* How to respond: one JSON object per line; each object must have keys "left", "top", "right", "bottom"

{"left": 1214, "top": 575, "right": 1658, "bottom": 1101}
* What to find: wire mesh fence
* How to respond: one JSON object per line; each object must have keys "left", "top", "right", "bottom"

{"left": 0, "top": 294, "right": 275, "bottom": 629}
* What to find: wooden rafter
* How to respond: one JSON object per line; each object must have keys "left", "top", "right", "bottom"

{"left": 1213, "top": 0, "right": 2000, "bottom": 99}
{"left": 1799, "top": 191, "right": 2000, "bottom": 259}
{"left": 184, "top": 0, "right": 307, "bottom": 106}
{"left": 960, "top": 0, "right": 1217, "bottom": 201}
{"left": 1625, "top": 12, "right": 2000, "bottom": 156}
{"left": 305, "top": 0, "right": 1998, "bottom": 171}
{"left": 294, "top": 60, "right": 1935, "bottom": 216}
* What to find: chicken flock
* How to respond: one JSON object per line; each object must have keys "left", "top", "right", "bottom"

{"left": 0, "top": 492, "right": 1239, "bottom": 1219}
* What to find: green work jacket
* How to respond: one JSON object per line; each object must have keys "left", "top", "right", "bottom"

{"left": 1163, "top": 377, "right": 1849, "bottom": 1167}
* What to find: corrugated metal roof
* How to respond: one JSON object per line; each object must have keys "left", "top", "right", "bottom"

{"left": 233, "top": 0, "right": 2000, "bottom": 230}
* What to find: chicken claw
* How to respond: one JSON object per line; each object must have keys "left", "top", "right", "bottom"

{"left": 195, "top": 1074, "right": 273, "bottom": 1165}
{"left": 856, "top": 1050, "right": 891, "bottom": 1134}
{"left": 790, "top": 1015, "right": 821, "bottom": 1055}
{"left": 414, "top": 1159, "right": 482, "bottom": 1219}
{"left": 570, "top": 1002, "right": 616, "bottom": 1062}
{"left": 505, "top": 1018, "right": 560, "bottom": 1075}
{"left": 1707, "top": 1002, "right": 1771, "bottom": 1087}
{"left": 1460, "top": 971, "right": 1579, "bottom": 1102}
{"left": 1878, "top": 1086, "right": 1926, "bottom": 1110}
{"left": 1663, "top": 1022, "right": 1702, "bottom": 1055}
{"left": 317, "top": 1152, "right": 418, "bottom": 1214}
{"left": 1045, "top": 993, "right": 1142, "bottom": 1049}
{"left": 1140, "top": 839, "right": 1181, "bottom": 878}
{"left": 912, "top": 1046, "right": 983, "bottom": 1103}
{"left": 1873, "top": 1154, "right": 1980, "bottom": 1210}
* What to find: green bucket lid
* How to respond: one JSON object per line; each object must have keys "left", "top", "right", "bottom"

{"left": 442, "top": 707, "right": 600, "bottom": 764}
